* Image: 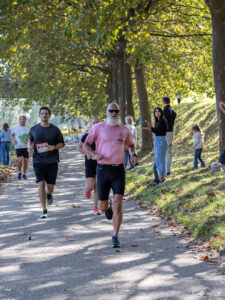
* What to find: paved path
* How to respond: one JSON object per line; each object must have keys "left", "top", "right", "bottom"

{"left": 0, "top": 147, "right": 225, "bottom": 300}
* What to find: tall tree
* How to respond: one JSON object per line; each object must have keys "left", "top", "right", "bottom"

{"left": 205, "top": 0, "right": 225, "bottom": 151}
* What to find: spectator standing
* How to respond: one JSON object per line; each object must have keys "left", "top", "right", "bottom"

{"left": 11, "top": 116, "right": 30, "bottom": 180}
{"left": 124, "top": 115, "right": 138, "bottom": 170}
{"left": 0, "top": 123, "right": 11, "bottom": 165}
{"left": 163, "top": 96, "right": 176, "bottom": 175}
{"left": 0, "top": 130, "right": 2, "bottom": 164}
{"left": 144, "top": 107, "right": 168, "bottom": 184}
{"left": 192, "top": 124, "right": 206, "bottom": 169}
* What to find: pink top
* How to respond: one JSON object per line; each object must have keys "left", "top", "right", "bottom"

{"left": 85, "top": 122, "right": 134, "bottom": 165}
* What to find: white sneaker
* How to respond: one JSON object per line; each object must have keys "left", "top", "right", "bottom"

{"left": 40, "top": 209, "right": 48, "bottom": 219}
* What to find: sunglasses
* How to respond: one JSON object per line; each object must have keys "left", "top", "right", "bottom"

{"left": 108, "top": 109, "right": 120, "bottom": 113}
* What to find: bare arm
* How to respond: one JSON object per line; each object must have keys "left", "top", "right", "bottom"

{"left": 83, "top": 141, "right": 104, "bottom": 160}
{"left": 11, "top": 133, "right": 16, "bottom": 145}
{"left": 48, "top": 142, "right": 64, "bottom": 151}
{"left": 78, "top": 141, "right": 85, "bottom": 154}
{"left": 128, "top": 144, "right": 138, "bottom": 165}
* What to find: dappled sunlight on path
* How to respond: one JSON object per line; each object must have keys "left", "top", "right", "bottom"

{"left": 0, "top": 145, "right": 224, "bottom": 300}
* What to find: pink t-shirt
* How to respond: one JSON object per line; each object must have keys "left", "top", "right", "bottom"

{"left": 85, "top": 122, "right": 134, "bottom": 165}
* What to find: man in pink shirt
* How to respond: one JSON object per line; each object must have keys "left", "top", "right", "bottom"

{"left": 84, "top": 102, "right": 137, "bottom": 248}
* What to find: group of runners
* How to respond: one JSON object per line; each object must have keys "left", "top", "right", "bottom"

{"left": 11, "top": 98, "right": 176, "bottom": 248}
{"left": 11, "top": 104, "right": 137, "bottom": 248}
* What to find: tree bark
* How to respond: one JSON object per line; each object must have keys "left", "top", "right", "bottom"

{"left": 118, "top": 38, "right": 126, "bottom": 123}
{"left": 134, "top": 60, "right": 153, "bottom": 152}
{"left": 205, "top": 0, "right": 225, "bottom": 151}
{"left": 124, "top": 60, "right": 135, "bottom": 120}
{"left": 112, "top": 54, "right": 119, "bottom": 103}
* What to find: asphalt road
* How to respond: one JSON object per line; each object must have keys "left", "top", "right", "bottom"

{"left": 0, "top": 146, "right": 225, "bottom": 300}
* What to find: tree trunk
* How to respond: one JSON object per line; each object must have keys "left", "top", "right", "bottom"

{"left": 205, "top": 0, "right": 225, "bottom": 151}
{"left": 134, "top": 60, "right": 153, "bottom": 152}
{"left": 112, "top": 55, "right": 119, "bottom": 103}
{"left": 124, "top": 60, "right": 135, "bottom": 120}
{"left": 118, "top": 38, "right": 126, "bottom": 123}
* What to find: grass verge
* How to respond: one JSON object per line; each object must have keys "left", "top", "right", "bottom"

{"left": 126, "top": 99, "right": 225, "bottom": 253}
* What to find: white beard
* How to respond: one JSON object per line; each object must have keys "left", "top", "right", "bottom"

{"left": 106, "top": 117, "right": 121, "bottom": 126}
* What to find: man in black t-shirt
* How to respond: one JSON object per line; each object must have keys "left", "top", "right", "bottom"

{"left": 163, "top": 96, "right": 177, "bottom": 175}
{"left": 78, "top": 117, "right": 101, "bottom": 215}
{"left": 29, "top": 107, "right": 65, "bottom": 218}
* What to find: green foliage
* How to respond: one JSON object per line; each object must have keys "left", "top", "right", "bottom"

{"left": 0, "top": 0, "right": 214, "bottom": 120}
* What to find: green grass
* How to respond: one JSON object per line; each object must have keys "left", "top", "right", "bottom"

{"left": 126, "top": 98, "right": 225, "bottom": 253}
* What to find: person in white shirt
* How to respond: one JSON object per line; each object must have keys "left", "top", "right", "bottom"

{"left": 124, "top": 115, "right": 138, "bottom": 170}
{"left": 192, "top": 124, "right": 206, "bottom": 169}
{"left": 11, "top": 116, "right": 30, "bottom": 180}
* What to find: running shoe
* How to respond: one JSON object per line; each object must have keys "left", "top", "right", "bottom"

{"left": 40, "top": 209, "right": 48, "bottom": 219}
{"left": 47, "top": 193, "right": 54, "bottom": 205}
{"left": 18, "top": 173, "right": 22, "bottom": 180}
{"left": 93, "top": 207, "right": 101, "bottom": 215}
{"left": 85, "top": 190, "right": 91, "bottom": 199}
{"left": 22, "top": 174, "right": 27, "bottom": 180}
{"left": 112, "top": 236, "right": 121, "bottom": 248}
{"left": 105, "top": 199, "right": 113, "bottom": 220}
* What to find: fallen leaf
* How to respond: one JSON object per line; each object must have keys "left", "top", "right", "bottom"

{"left": 72, "top": 204, "right": 80, "bottom": 208}
{"left": 185, "top": 203, "right": 191, "bottom": 207}
{"left": 131, "top": 244, "right": 138, "bottom": 247}
{"left": 206, "top": 192, "right": 216, "bottom": 197}
{"left": 200, "top": 255, "right": 209, "bottom": 261}
{"left": 176, "top": 186, "right": 182, "bottom": 191}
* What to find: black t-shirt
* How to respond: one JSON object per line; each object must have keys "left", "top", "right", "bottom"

{"left": 81, "top": 133, "right": 97, "bottom": 166}
{"left": 151, "top": 118, "right": 167, "bottom": 136}
{"left": 29, "top": 123, "right": 64, "bottom": 164}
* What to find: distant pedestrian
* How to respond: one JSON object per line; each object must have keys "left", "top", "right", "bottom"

{"left": 144, "top": 107, "right": 168, "bottom": 184}
{"left": 28, "top": 107, "right": 65, "bottom": 218}
{"left": 177, "top": 94, "right": 181, "bottom": 104}
{"left": 78, "top": 117, "right": 101, "bottom": 215}
{"left": 163, "top": 96, "right": 176, "bottom": 175}
{"left": 0, "top": 123, "right": 11, "bottom": 165}
{"left": 11, "top": 116, "right": 30, "bottom": 180}
{"left": 0, "top": 132, "right": 2, "bottom": 164}
{"left": 84, "top": 103, "right": 137, "bottom": 248}
{"left": 124, "top": 115, "right": 138, "bottom": 170}
{"left": 192, "top": 124, "right": 205, "bottom": 169}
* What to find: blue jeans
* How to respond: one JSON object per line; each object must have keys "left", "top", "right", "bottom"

{"left": 1, "top": 142, "right": 10, "bottom": 165}
{"left": 124, "top": 151, "right": 134, "bottom": 169}
{"left": 153, "top": 136, "right": 167, "bottom": 179}
{"left": 194, "top": 148, "right": 205, "bottom": 169}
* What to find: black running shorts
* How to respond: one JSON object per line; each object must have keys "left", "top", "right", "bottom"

{"left": 33, "top": 162, "right": 58, "bottom": 185}
{"left": 16, "top": 148, "right": 29, "bottom": 158}
{"left": 85, "top": 160, "right": 97, "bottom": 178}
{"left": 96, "top": 164, "right": 125, "bottom": 201}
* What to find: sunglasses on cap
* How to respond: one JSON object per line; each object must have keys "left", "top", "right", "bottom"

{"left": 108, "top": 109, "right": 120, "bottom": 113}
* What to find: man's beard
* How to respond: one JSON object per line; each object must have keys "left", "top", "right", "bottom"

{"left": 106, "top": 116, "right": 121, "bottom": 126}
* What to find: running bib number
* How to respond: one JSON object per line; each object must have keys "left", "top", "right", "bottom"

{"left": 36, "top": 142, "right": 49, "bottom": 153}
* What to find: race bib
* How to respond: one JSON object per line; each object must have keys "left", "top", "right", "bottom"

{"left": 36, "top": 142, "right": 49, "bottom": 153}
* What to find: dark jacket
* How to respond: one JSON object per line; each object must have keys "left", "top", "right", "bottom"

{"left": 220, "top": 147, "right": 225, "bottom": 165}
{"left": 163, "top": 105, "right": 176, "bottom": 132}
{"left": 151, "top": 118, "right": 167, "bottom": 136}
